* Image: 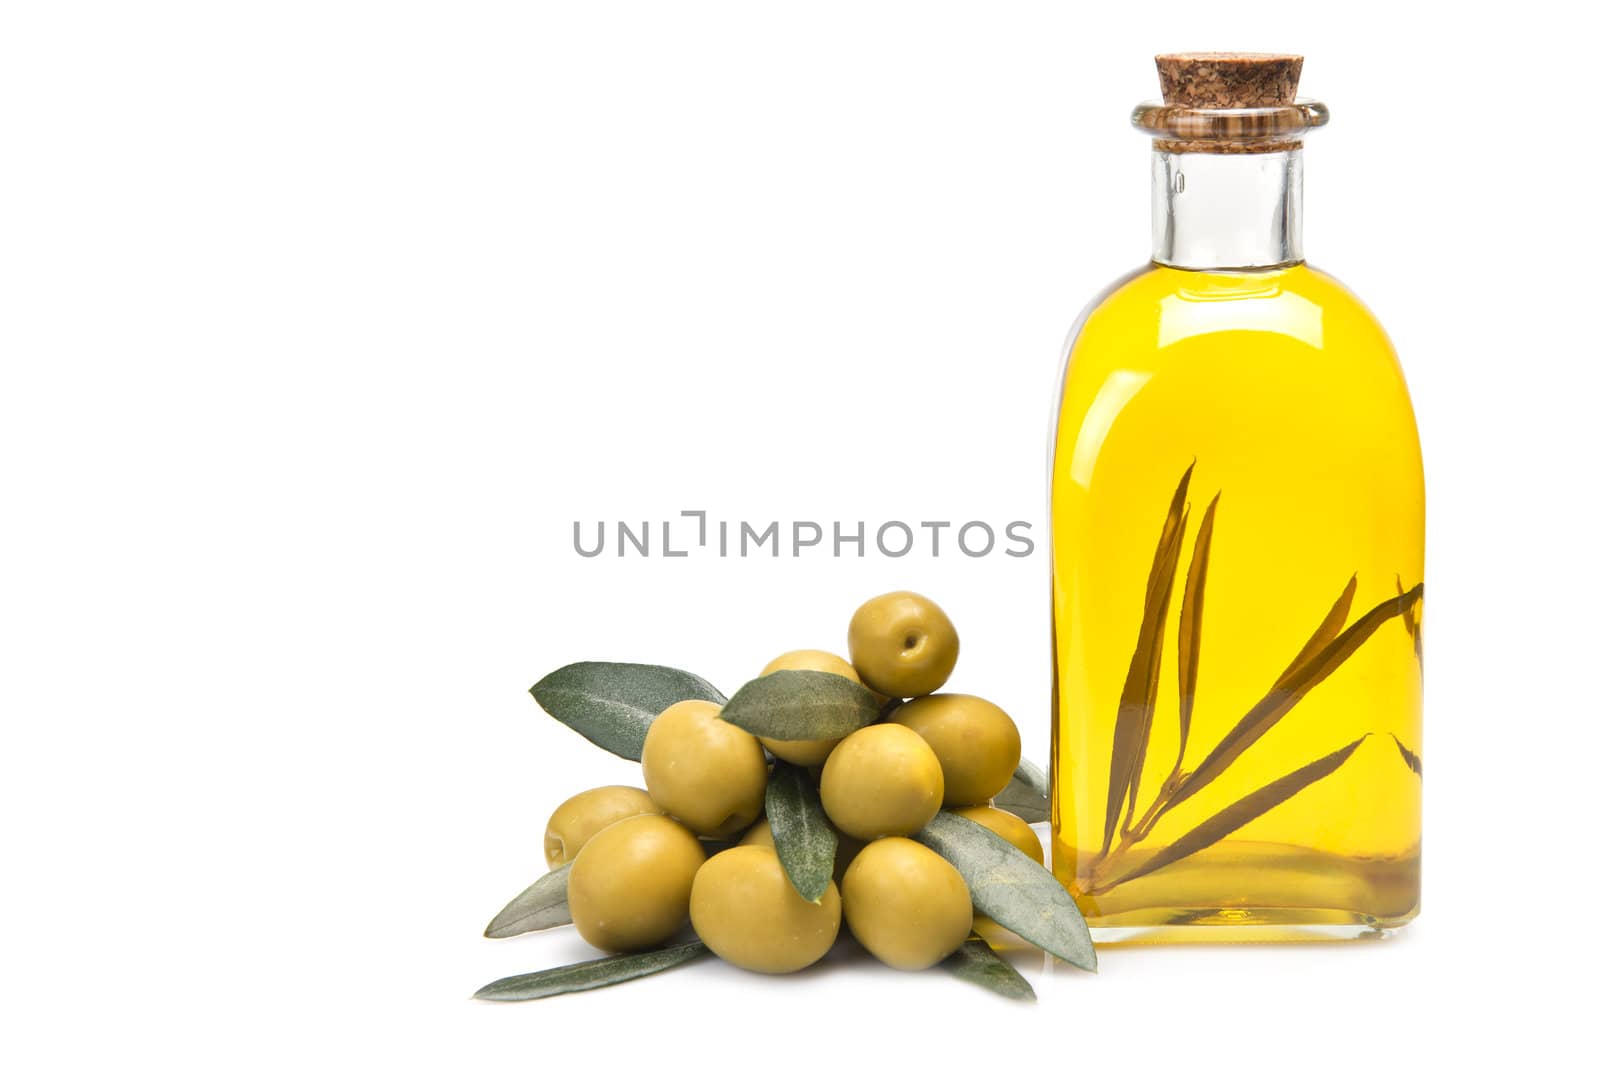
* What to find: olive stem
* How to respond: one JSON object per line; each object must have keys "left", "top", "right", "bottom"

{"left": 1127, "top": 768, "right": 1183, "bottom": 842}
{"left": 1084, "top": 770, "right": 1185, "bottom": 892}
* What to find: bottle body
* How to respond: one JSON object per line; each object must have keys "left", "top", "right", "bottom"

{"left": 1048, "top": 263, "right": 1423, "bottom": 939}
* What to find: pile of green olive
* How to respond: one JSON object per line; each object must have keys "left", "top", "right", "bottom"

{"left": 541, "top": 591, "right": 1043, "bottom": 975}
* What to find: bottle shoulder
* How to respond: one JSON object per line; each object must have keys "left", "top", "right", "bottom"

{"left": 1076, "top": 262, "right": 1390, "bottom": 329}
{"left": 1065, "top": 263, "right": 1401, "bottom": 377}
{"left": 1052, "top": 261, "right": 1424, "bottom": 515}
{"left": 1055, "top": 262, "right": 1420, "bottom": 469}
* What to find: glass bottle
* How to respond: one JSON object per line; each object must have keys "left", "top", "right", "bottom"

{"left": 1048, "top": 54, "right": 1424, "bottom": 941}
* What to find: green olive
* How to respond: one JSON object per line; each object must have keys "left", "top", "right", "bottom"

{"left": 888, "top": 694, "right": 1021, "bottom": 806}
{"left": 948, "top": 805, "right": 1043, "bottom": 864}
{"left": 567, "top": 814, "right": 705, "bottom": 953}
{"left": 840, "top": 837, "right": 972, "bottom": 970}
{"left": 543, "top": 786, "right": 664, "bottom": 869}
{"left": 755, "top": 650, "right": 858, "bottom": 767}
{"left": 738, "top": 819, "right": 776, "bottom": 850}
{"left": 846, "top": 591, "right": 959, "bottom": 698}
{"left": 641, "top": 699, "right": 769, "bottom": 838}
{"left": 740, "top": 817, "right": 865, "bottom": 881}
{"left": 819, "top": 723, "right": 943, "bottom": 839}
{"left": 689, "top": 845, "right": 842, "bottom": 974}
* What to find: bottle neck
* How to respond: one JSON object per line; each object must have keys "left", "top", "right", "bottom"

{"left": 1151, "top": 148, "right": 1303, "bottom": 270}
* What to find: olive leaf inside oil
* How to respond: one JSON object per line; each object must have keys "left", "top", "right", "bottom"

{"left": 1080, "top": 463, "right": 1424, "bottom": 896}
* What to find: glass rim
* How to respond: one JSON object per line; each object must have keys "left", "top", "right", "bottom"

{"left": 1131, "top": 99, "right": 1330, "bottom": 144}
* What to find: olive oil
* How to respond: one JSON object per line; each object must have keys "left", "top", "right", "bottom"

{"left": 1049, "top": 55, "right": 1423, "bottom": 940}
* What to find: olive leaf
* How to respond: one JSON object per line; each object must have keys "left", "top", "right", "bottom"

{"left": 1145, "top": 462, "right": 1193, "bottom": 603}
{"left": 1099, "top": 735, "right": 1370, "bottom": 893}
{"left": 993, "top": 757, "right": 1049, "bottom": 823}
{"left": 1275, "top": 574, "right": 1358, "bottom": 687}
{"left": 1120, "top": 506, "right": 1189, "bottom": 840}
{"left": 1391, "top": 732, "right": 1422, "bottom": 776}
{"left": 765, "top": 762, "right": 837, "bottom": 903}
{"left": 1100, "top": 463, "right": 1193, "bottom": 853}
{"left": 530, "top": 662, "right": 726, "bottom": 761}
{"left": 473, "top": 941, "right": 709, "bottom": 1002}
{"left": 1175, "top": 493, "right": 1219, "bottom": 767}
{"left": 484, "top": 864, "right": 572, "bottom": 938}
{"left": 1164, "top": 582, "right": 1423, "bottom": 814}
{"left": 1396, "top": 574, "right": 1423, "bottom": 664}
{"left": 718, "top": 670, "right": 881, "bottom": 741}
{"left": 916, "top": 811, "right": 1096, "bottom": 973}
{"left": 942, "top": 936, "right": 1037, "bottom": 1002}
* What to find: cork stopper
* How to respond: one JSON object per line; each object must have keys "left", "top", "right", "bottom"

{"left": 1136, "top": 52, "right": 1323, "bottom": 154}
{"left": 1156, "top": 53, "right": 1303, "bottom": 108}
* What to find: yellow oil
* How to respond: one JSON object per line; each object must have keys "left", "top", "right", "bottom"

{"left": 1049, "top": 263, "right": 1423, "bottom": 937}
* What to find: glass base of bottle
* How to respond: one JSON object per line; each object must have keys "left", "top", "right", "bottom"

{"left": 1087, "top": 906, "right": 1417, "bottom": 946}
{"left": 1053, "top": 838, "right": 1420, "bottom": 942}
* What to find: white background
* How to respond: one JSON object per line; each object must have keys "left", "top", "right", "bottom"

{"left": 3, "top": 2, "right": 1593, "bottom": 1064}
